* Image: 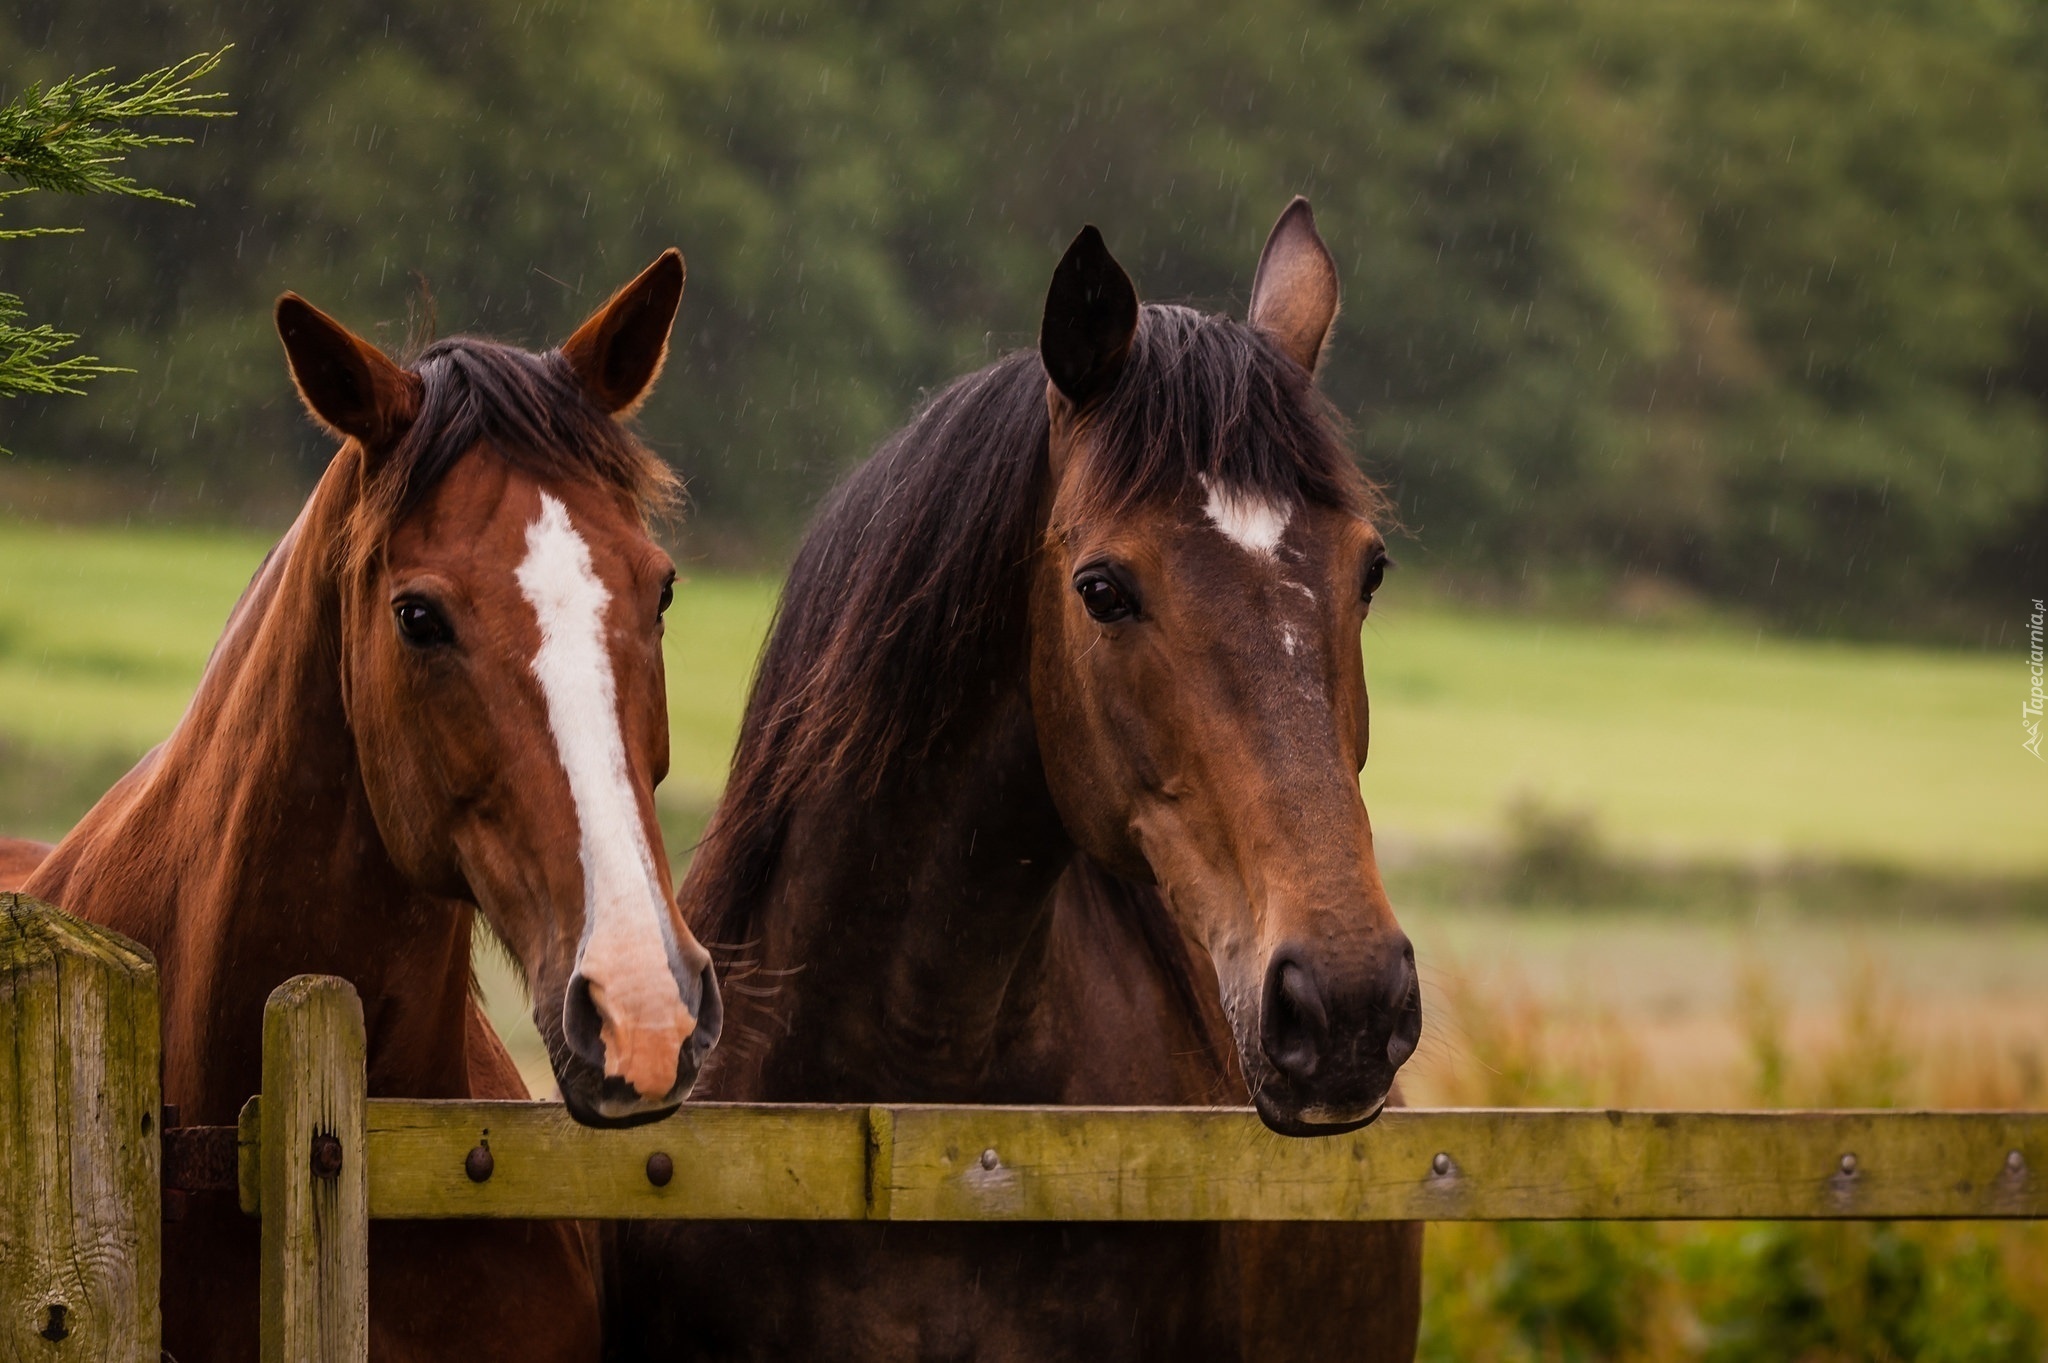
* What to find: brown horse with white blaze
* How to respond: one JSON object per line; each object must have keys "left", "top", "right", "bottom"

{"left": 610, "top": 201, "right": 1421, "bottom": 1361}
{"left": 14, "top": 251, "right": 720, "bottom": 1360}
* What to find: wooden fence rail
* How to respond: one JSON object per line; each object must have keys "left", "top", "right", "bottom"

{"left": 3, "top": 892, "right": 2042, "bottom": 1363}
{"left": 227, "top": 1097, "right": 2045, "bottom": 1225}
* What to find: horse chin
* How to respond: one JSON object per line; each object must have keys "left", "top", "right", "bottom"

{"left": 560, "top": 1074, "right": 687, "bottom": 1129}
{"left": 1253, "top": 1089, "right": 1388, "bottom": 1138}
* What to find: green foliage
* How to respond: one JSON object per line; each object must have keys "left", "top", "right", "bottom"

{"left": 1607, "top": 0, "right": 2048, "bottom": 621}
{"left": 4, "top": 3, "right": 2046, "bottom": 627}
{"left": 1690, "top": 1225, "right": 1836, "bottom": 1362}
{"left": 1422, "top": 1220, "right": 2046, "bottom": 1363}
{"left": 1492, "top": 1222, "right": 1662, "bottom": 1362}
{"left": 1685, "top": 1225, "right": 2043, "bottom": 1363}
{"left": 0, "top": 48, "right": 228, "bottom": 411}
{"left": 0, "top": 291, "right": 116, "bottom": 397}
{"left": 0, "top": 50, "right": 228, "bottom": 215}
{"left": 1920, "top": 1243, "right": 2047, "bottom": 1363}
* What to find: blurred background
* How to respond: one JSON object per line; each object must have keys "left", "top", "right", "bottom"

{"left": 5, "top": 1, "right": 2048, "bottom": 1356}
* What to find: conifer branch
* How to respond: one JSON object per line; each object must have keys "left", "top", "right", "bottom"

{"left": 0, "top": 49, "right": 229, "bottom": 427}
{"left": 0, "top": 48, "right": 231, "bottom": 219}
{"left": 0, "top": 292, "right": 119, "bottom": 398}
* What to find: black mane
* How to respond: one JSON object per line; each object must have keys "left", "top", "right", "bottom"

{"left": 690, "top": 303, "right": 1384, "bottom": 952}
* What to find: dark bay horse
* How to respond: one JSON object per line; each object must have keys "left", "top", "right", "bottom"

{"left": 16, "top": 251, "right": 721, "bottom": 1361}
{"left": 612, "top": 201, "right": 1422, "bottom": 1361}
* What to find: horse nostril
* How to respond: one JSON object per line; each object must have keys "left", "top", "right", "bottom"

{"left": 1385, "top": 941, "right": 1423, "bottom": 1069}
{"left": 562, "top": 973, "right": 607, "bottom": 1068}
{"left": 688, "top": 959, "right": 724, "bottom": 1058}
{"left": 1261, "top": 956, "right": 1329, "bottom": 1082}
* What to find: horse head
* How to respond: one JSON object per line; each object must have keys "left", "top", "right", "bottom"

{"left": 275, "top": 253, "right": 721, "bottom": 1125}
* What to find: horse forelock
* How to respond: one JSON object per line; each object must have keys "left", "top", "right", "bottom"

{"left": 1060, "top": 304, "right": 1386, "bottom": 529}
{"left": 342, "top": 335, "right": 679, "bottom": 576}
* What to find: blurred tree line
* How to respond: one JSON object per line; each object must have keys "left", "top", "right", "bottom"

{"left": 3, "top": 0, "right": 2044, "bottom": 635}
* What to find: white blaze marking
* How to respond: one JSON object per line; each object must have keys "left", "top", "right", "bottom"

{"left": 1200, "top": 475, "right": 1292, "bottom": 557}
{"left": 516, "top": 493, "right": 689, "bottom": 1098}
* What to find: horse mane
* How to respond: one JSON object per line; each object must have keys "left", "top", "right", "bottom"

{"left": 691, "top": 303, "right": 1387, "bottom": 963}
{"left": 687, "top": 346, "right": 1049, "bottom": 949}
{"left": 346, "top": 335, "right": 678, "bottom": 569}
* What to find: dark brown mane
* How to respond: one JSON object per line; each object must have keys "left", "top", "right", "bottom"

{"left": 690, "top": 303, "right": 1384, "bottom": 952}
{"left": 349, "top": 335, "right": 678, "bottom": 563}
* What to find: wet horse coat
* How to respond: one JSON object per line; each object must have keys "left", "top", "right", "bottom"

{"left": 17, "top": 253, "right": 720, "bottom": 1361}
{"left": 611, "top": 204, "right": 1422, "bottom": 1361}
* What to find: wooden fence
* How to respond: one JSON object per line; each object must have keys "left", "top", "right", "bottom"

{"left": 3, "top": 892, "right": 2041, "bottom": 1361}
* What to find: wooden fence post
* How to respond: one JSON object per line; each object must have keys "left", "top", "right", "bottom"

{"left": 259, "top": 974, "right": 368, "bottom": 1363}
{"left": 0, "top": 893, "right": 161, "bottom": 1363}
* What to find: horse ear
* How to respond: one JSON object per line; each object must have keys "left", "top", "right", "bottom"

{"left": 275, "top": 294, "right": 422, "bottom": 447}
{"left": 1248, "top": 196, "right": 1340, "bottom": 373}
{"left": 1040, "top": 226, "right": 1139, "bottom": 409}
{"left": 561, "top": 248, "right": 686, "bottom": 416}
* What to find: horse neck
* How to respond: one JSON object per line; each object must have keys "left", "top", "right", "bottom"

{"left": 38, "top": 456, "right": 475, "bottom": 1120}
{"left": 704, "top": 670, "right": 1077, "bottom": 1102}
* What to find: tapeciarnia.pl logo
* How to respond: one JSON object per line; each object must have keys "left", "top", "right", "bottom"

{"left": 2027, "top": 598, "right": 2046, "bottom": 760}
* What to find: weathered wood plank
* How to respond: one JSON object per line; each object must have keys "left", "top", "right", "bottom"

{"left": 257, "top": 1098, "right": 2047, "bottom": 1223}
{"left": 0, "top": 894, "right": 161, "bottom": 1363}
{"left": 258, "top": 976, "right": 368, "bottom": 1363}
{"left": 239, "top": 1096, "right": 262, "bottom": 1216}
{"left": 357, "top": 1100, "right": 869, "bottom": 1221}
{"left": 875, "top": 1106, "right": 2046, "bottom": 1222}
{"left": 864, "top": 1105, "right": 896, "bottom": 1221}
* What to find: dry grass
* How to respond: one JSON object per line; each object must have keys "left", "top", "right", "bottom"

{"left": 1402, "top": 909, "right": 2048, "bottom": 1110}
{"left": 1408, "top": 912, "right": 2048, "bottom": 1361}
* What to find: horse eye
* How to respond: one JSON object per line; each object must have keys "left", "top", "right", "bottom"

{"left": 1363, "top": 552, "right": 1392, "bottom": 603}
{"left": 1075, "top": 573, "right": 1136, "bottom": 623}
{"left": 393, "top": 599, "right": 454, "bottom": 647}
{"left": 657, "top": 578, "right": 675, "bottom": 618}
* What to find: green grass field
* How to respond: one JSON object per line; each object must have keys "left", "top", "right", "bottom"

{"left": 3, "top": 520, "right": 2043, "bottom": 870}
{"left": 1360, "top": 597, "right": 2048, "bottom": 874}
